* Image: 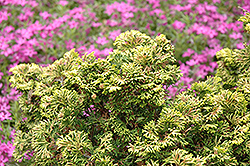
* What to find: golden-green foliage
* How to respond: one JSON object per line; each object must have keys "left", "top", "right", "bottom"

{"left": 9, "top": 11, "right": 250, "bottom": 165}
{"left": 10, "top": 30, "right": 181, "bottom": 165}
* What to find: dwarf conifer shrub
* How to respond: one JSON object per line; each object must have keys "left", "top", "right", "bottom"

{"left": 9, "top": 30, "right": 182, "bottom": 165}
{"left": 128, "top": 12, "right": 250, "bottom": 165}
{"left": 9, "top": 11, "right": 250, "bottom": 165}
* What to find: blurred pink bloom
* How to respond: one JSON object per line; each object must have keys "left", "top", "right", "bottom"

{"left": 2, "top": 48, "right": 13, "bottom": 57}
{"left": 208, "top": 29, "right": 218, "bottom": 38}
{"left": 186, "top": 59, "right": 198, "bottom": 66}
{"left": 217, "top": 23, "right": 228, "bottom": 33}
{"left": 102, "top": 48, "right": 113, "bottom": 56}
{"left": 65, "top": 39, "right": 75, "bottom": 50}
{"left": 213, "top": 0, "right": 221, "bottom": 3}
{"left": 147, "top": 0, "right": 160, "bottom": 8}
{"left": 28, "top": 1, "right": 39, "bottom": 7}
{"left": 108, "top": 20, "right": 119, "bottom": 27}
{"left": 68, "top": 20, "right": 79, "bottom": 29}
{"left": 0, "top": 72, "right": 3, "bottom": 80}
{"left": 205, "top": 4, "right": 217, "bottom": 12}
{"left": 127, "top": 0, "right": 134, "bottom": 3}
{"left": 48, "top": 56, "right": 57, "bottom": 62}
{"left": 39, "top": 11, "right": 51, "bottom": 20}
{"left": 96, "top": 37, "right": 109, "bottom": 45}
{"left": 3, "top": 26, "right": 14, "bottom": 33}
{"left": 19, "top": 29, "right": 33, "bottom": 39}
{"left": 182, "top": 48, "right": 195, "bottom": 57}
{"left": 40, "top": 31, "right": 47, "bottom": 39}
{"left": 180, "top": 76, "right": 193, "bottom": 84}
{"left": 0, "top": 40, "right": 9, "bottom": 50}
{"left": 69, "top": 7, "right": 84, "bottom": 16}
{"left": 0, "top": 155, "right": 8, "bottom": 166}
{"left": 167, "top": 85, "right": 178, "bottom": 97}
{"left": 17, "top": 8, "right": 34, "bottom": 21}
{"left": 22, "top": 117, "right": 27, "bottom": 122}
{"left": 109, "top": 30, "right": 121, "bottom": 41}
{"left": 16, "top": 38, "right": 26, "bottom": 45}
{"left": 236, "top": 43, "right": 245, "bottom": 49}
{"left": 58, "top": 0, "right": 68, "bottom": 6}
{"left": 123, "top": 12, "right": 134, "bottom": 19}
{"left": 229, "top": 32, "right": 243, "bottom": 39}
{"left": 209, "top": 61, "right": 218, "bottom": 69}
{"left": 0, "top": 112, "right": 12, "bottom": 121}
{"left": 228, "top": 22, "right": 243, "bottom": 32}
{"left": 172, "top": 20, "right": 186, "bottom": 31}
{"left": 149, "top": 9, "right": 163, "bottom": 16}
{"left": 105, "top": 4, "right": 115, "bottom": 15}
{"left": 0, "top": 10, "right": 11, "bottom": 24}
{"left": 92, "top": 22, "right": 102, "bottom": 27}
{"left": 188, "top": 0, "right": 198, "bottom": 4}
{"left": 179, "top": 63, "right": 190, "bottom": 75}
{"left": 170, "top": 4, "right": 183, "bottom": 11}
{"left": 196, "top": 69, "right": 208, "bottom": 79}
{"left": 72, "top": 13, "right": 84, "bottom": 20}
{"left": 196, "top": 4, "right": 206, "bottom": 14}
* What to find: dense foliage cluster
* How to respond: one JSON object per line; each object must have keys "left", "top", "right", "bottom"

{"left": 9, "top": 31, "right": 182, "bottom": 165}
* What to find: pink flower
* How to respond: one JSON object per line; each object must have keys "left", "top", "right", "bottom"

{"left": 40, "top": 32, "right": 47, "bottom": 39}
{"left": 123, "top": 12, "right": 134, "bottom": 19}
{"left": 28, "top": 1, "right": 39, "bottom": 7}
{"left": 236, "top": 43, "right": 245, "bottom": 49}
{"left": 3, "top": 26, "right": 14, "bottom": 33}
{"left": 208, "top": 29, "right": 218, "bottom": 38}
{"left": 92, "top": 22, "right": 102, "bottom": 27}
{"left": 217, "top": 23, "right": 228, "bottom": 33}
{"left": 182, "top": 49, "right": 195, "bottom": 57}
{"left": 196, "top": 69, "right": 208, "bottom": 79}
{"left": 0, "top": 112, "right": 12, "bottom": 121}
{"left": 17, "top": 8, "right": 34, "bottom": 21}
{"left": 229, "top": 32, "right": 243, "bottom": 40}
{"left": 0, "top": 72, "right": 3, "bottom": 80}
{"left": 205, "top": 4, "right": 217, "bottom": 12}
{"left": 188, "top": 0, "right": 198, "bottom": 4}
{"left": 58, "top": 0, "right": 68, "bottom": 6}
{"left": 102, "top": 48, "right": 113, "bottom": 56}
{"left": 180, "top": 76, "right": 193, "bottom": 84}
{"left": 195, "top": 4, "right": 206, "bottom": 14}
{"left": 109, "top": 30, "right": 121, "bottom": 41}
{"left": 149, "top": 9, "right": 163, "bottom": 16}
{"left": 108, "top": 20, "right": 119, "bottom": 27}
{"left": 0, "top": 10, "right": 11, "bottom": 24}
{"left": 68, "top": 20, "right": 79, "bottom": 29}
{"left": 179, "top": 63, "right": 190, "bottom": 75}
{"left": 167, "top": 85, "right": 178, "bottom": 97}
{"left": 186, "top": 59, "right": 198, "bottom": 66}
{"left": 65, "top": 39, "right": 75, "bottom": 50}
{"left": 39, "top": 11, "right": 51, "bottom": 20}
{"left": 0, "top": 155, "right": 9, "bottom": 166}
{"left": 105, "top": 4, "right": 115, "bottom": 15}
{"left": 2, "top": 48, "right": 13, "bottom": 57}
{"left": 213, "top": 0, "right": 220, "bottom": 3}
{"left": 209, "top": 61, "right": 218, "bottom": 69}
{"left": 172, "top": 20, "right": 186, "bottom": 31}
{"left": 96, "top": 37, "right": 109, "bottom": 45}
{"left": 72, "top": 13, "right": 84, "bottom": 20}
